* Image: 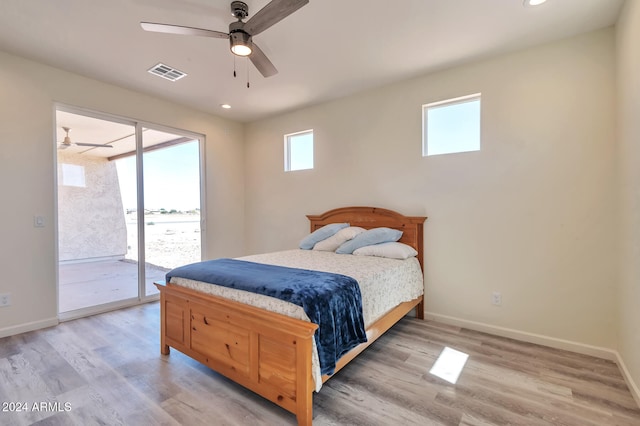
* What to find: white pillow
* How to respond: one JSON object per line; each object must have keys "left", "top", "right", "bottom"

{"left": 313, "top": 226, "right": 366, "bottom": 251}
{"left": 352, "top": 242, "right": 418, "bottom": 259}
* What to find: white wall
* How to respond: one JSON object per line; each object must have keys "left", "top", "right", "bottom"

{"left": 246, "top": 29, "right": 617, "bottom": 350}
{"left": 616, "top": 0, "right": 640, "bottom": 404}
{"left": 0, "top": 50, "right": 245, "bottom": 335}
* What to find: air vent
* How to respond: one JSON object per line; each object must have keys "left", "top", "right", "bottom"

{"left": 147, "top": 63, "right": 187, "bottom": 81}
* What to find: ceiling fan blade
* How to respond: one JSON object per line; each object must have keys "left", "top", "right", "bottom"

{"left": 244, "top": 0, "right": 309, "bottom": 36}
{"left": 75, "top": 143, "right": 114, "bottom": 148}
{"left": 250, "top": 43, "right": 278, "bottom": 77}
{"left": 140, "top": 22, "right": 229, "bottom": 39}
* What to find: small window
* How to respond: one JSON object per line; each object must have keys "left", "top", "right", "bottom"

{"left": 423, "top": 94, "right": 481, "bottom": 156}
{"left": 59, "top": 163, "right": 86, "bottom": 187}
{"left": 284, "top": 130, "right": 313, "bottom": 171}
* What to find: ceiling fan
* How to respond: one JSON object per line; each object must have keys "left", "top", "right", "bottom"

{"left": 140, "top": 0, "right": 309, "bottom": 78}
{"left": 58, "top": 127, "right": 113, "bottom": 149}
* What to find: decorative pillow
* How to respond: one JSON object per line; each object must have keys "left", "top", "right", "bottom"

{"left": 336, "top": 227, "right": 403, "bottom": 254}
{"left": 353, "top": 242, "right": 418, "bottom": 260}
{"left": 313, "top": 226, "right": 366, "bottom": 251}
{"left": 299, "top": 222, "right": 349, "bottom": 250}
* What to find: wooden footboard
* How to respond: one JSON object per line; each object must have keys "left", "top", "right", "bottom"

{"left": 156, "top": 281, "right": 318, "bottom": 425}
{"left": 156, "top": 281, "right": 423, "bottom": 425}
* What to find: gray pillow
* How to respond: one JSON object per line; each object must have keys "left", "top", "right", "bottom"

{"left": 336, "top": 227, "right": 403, "bottom": 254}
{"left": 299, "top": 222, "right": 349, "bottom": 250}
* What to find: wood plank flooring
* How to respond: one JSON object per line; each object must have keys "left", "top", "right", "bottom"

{"left": 0, "top": 302, "right": 638, "bottom": 425}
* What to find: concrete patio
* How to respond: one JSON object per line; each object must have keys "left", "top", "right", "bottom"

{"left": 58, "top": 258, "right": 168, "bottom": 313}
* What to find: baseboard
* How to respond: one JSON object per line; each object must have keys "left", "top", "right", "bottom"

{"left": 615, "top": 351, "right": 640, "bottom": 408}
{"left": 424, "top": 311, "right": 617, "bottom": 361}
{"left": 0, "top": 317, "right": 59, "bottom": 339}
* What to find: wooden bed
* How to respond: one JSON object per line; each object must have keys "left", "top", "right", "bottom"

{"left": 154, "top": 206, "right": 426, "bottom": 425}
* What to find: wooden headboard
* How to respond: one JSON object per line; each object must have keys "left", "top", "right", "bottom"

{"left": 307, "top": 206, "right": 427, "bottom": 271}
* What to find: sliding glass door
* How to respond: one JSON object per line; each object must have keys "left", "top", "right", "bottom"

{"left": 56, "top": 108, "right": 203, "bottom": 318}
{"left": 141, "top": 128, "right": 202, "bottom": 296}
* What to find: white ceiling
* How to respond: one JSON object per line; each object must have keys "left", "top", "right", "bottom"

{"left": 0, "top": 0, "right": 625, "bottom": 123}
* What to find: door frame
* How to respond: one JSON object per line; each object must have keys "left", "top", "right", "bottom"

{"left": 54, "top": 103, "right": 206, "bottom": 321}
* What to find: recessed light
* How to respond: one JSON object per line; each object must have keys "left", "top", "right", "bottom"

{"left": 220, "top": 104, "right": 231, "bottom": 109}
{"left": 524, "top": 0, "right": 547, "bottom": 6}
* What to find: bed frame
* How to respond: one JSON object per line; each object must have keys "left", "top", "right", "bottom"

{"left": 154, "top": 206, "right": 426, "bottom": 425}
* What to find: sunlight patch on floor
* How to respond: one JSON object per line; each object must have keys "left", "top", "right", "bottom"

{"left": 429, "top": 346, "right": 469, "bottom": 384}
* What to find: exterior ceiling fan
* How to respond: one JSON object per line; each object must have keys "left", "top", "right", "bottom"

{"left": 58, "top": 127, "right": 113, "bottom": 149}
{"left": 141, "top": 0, "right": 309, "bottom": 78}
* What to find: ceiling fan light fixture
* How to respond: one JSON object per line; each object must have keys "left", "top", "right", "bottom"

{"left": 231, "top": 43, "right": 252, "bottom": 56}
{"left": 230, "top": 31, "right": 252, "bottom": 56}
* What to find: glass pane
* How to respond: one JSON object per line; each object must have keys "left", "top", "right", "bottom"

{"left": 114, "top": 153, "right": 140, "bottom": 293}
{"left": 287, "top": 131, "right": 313, "bottom": 171}
{"left": 141, "top": 130, "right": 202, "bottom": 296}
{"left": 57, "top": 111, "right": 139, "bottom": 313}
{"left": 425, "top": 96, "right": 481, "bottom": 156}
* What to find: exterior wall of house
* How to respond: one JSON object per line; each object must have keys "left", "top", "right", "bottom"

{"left": 616, "top": 0, "right": 640, "bottom": 404}
{"left": 56, "top": 150, "right": 127, "bottom": 262}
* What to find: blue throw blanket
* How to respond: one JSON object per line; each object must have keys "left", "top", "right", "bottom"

{"left": 166, "top": 258, "right": 367, "bottom": 375}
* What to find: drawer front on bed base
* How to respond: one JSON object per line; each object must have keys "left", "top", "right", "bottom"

{"left": 190, "top": 302, "right": 298, "bottom": 399}
{"left": 190, "top": 302, "right": 253, "bottom": 379}
{"left": 258, "top": 334, "right": 297, "bottom": 401}
{"left": 187, "top": 300, "right": 314, "bottom": 415}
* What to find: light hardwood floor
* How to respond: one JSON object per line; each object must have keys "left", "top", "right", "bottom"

{"left": 1, "top": 302, "right": 638, "bottom": 425}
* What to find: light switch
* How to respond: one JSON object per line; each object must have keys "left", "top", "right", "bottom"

{"left": 34, "top": 215, "right": 45, "bottom": 228}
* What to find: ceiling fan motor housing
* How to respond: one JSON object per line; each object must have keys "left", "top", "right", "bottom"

{"left": 229, "top": 21, "right": 252, "bottom": 56}
{"left": 62, "top": 127, "right": 72, "bottom": 145}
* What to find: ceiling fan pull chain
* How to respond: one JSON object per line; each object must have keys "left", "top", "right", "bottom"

{"left": 246, "top": 57, "right": 250, "bottom": 88}
{"left": 233, "top": 56, "right": 237, "bottom": 77}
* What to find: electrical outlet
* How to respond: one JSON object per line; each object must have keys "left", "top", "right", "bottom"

{"left": 491, "top": 291, "right": 502, "bottom": 306}
{"left": 0, "top": 293, "right": 10, "bottom": 307}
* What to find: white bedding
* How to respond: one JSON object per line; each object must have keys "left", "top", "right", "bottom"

{"left": 169, "top": 249, "right": 424, "bottom": 391}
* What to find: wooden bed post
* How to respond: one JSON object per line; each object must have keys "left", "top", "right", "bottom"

{"left": 159, "top": 289, "right": 170, "bottom": 355}
{"left": 295, "top": 334, "right": 314, "bottom": 426}
{"left": 416, "top": 299, "right": 425, "bottom": 320}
